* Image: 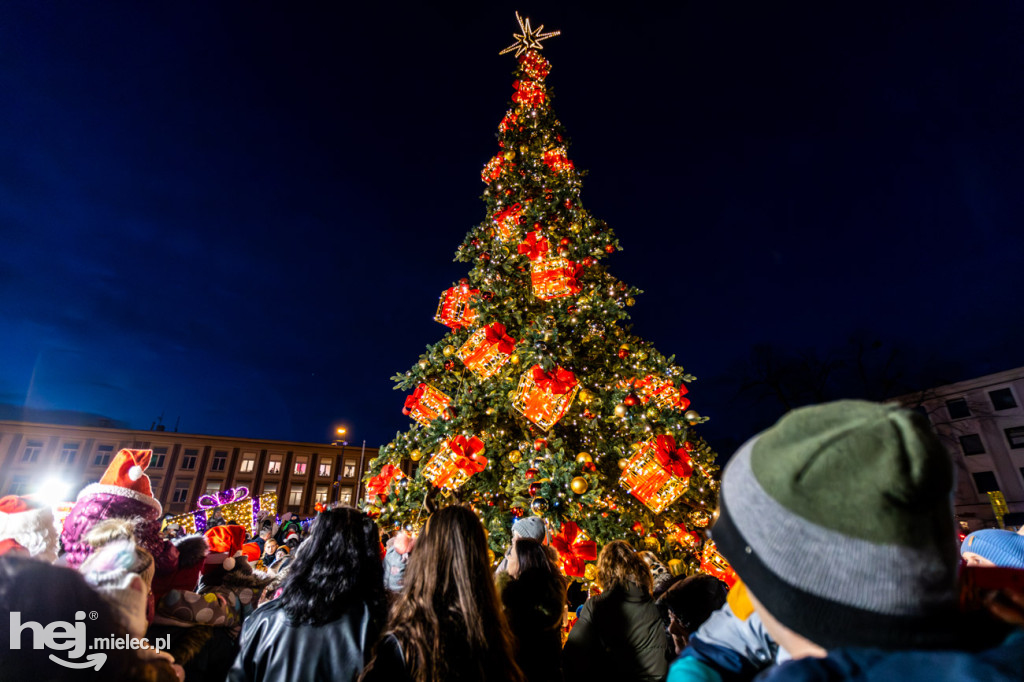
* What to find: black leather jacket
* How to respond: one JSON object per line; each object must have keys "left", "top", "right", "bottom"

{"left": 227, "top": 598, "right": 379, "bottom": 682}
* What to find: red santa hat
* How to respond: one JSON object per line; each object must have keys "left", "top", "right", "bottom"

{"left": 0, "top": 495, "right": 59, "bottom": 562}
{"left": 76, "top": 449, "right": 161, "bottom": 518}
{"left": 0, "top": 538, "right": 29, "bottom": 557}
{"left": 204, "top": 524, "right": 246, "bottom": 571}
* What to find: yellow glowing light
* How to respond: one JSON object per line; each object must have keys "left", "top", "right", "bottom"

{"left": 499, "top": 11, "right": 560, "bottom": 57}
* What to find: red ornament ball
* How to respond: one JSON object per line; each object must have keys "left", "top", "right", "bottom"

{"left": 529, "top": 482, "right": 542, "bottom": 497}
{"left": 559, "top": 237, "right": 571, "bottom": 246}
{"left": 534, "top": 438, "right": 547, "bottom": 451}
{"left": 525, "top": 468, "right": 539, "bottom": 480}
{"left": 583, "top": 462, "right": 597, "bottom": 473}
{"left": 511, "top": 506, "right": 525, "bottom": 518}
{"left": 583, "top": 257, "right": 596, "bottom": 267}
{"left": 618, "top": 348, "right": 630, "bottom": 360}
{"left": 444, "top": 360, "right": 455, "bottom": 371}
{"left": 623, "top": 394, "right": 638, "bottom": 407}
{"left": 480, "top": 252, "right": 491, "bottom": 261}
{"left": 632, "top": 522, "right": 645, "bottom": 534}
{"left": 605, "top": 244, "right": 616, "bottom": 254}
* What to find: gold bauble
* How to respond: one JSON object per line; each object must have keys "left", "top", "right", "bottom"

{"left": 617, "top": 458, "right": 629, "bottom": 470}
{"left": 644, "top": 536, "right": 660, "bottom": 551}
{"left": 684, "top": 409, "right": 701, "bottom": 424}
{"left": 668, "top": 558, "right": 684, "bottom": 576}
{"left": 410, "top": 449, "right": 423, "bottom": 462}
{"left": 584, "top": 563, "right": 598, "bottom": 581}
{"left": 637, "top": 350, "right": 649, "bottom": 361}
{"left": 614, "top": 403, "right": 628, "bottom": 418}
{"left": 503, "top": 150, "right": 515, "bottom": 161}
{"left": 418, "top": 359, "right": 429, "bottom": 369}
{"left": 645, "top": 407, "right": 659, "bottom": 420}
{"left": 510, "top": 354, "right": 520, "bottom": 365}
{"left": 570, "top": 222, "right": 582, "bottom": 233}
{"left": 626, "top": 297, "right": 636, "bottom": 307}
{"left": 519, "top": 145, "right": 529, "bottom": 155}
{"left": 575, "top": 452, "right": 593, "bottom": 465}
{"left": 577, "top": 388, "right": 594, "bottom": 404}
{"left": 570, "top": 476, "right": 589, "bottom": 494}
{"left": 487, "top": 548, "right": 496, "bottom": 564}
{"left": 444, "top": 345, "right": 458, "bottom": 357}
{"left": 485, "top": 407, "right": 495, "bottom": 415}
{"left": 508, "top": 449, "right": 522, "bottom": 464}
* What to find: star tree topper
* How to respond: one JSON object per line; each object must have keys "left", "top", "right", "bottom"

{"left": 499, "top": 11, "right": 560, "bottom": 57}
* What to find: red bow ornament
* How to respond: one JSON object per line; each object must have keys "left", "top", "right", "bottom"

{"left": 532, "top": 365, "right": 577, "bottom": 395}
{"left": 367, "top": 464, "right": 403, "bottom": 500}
{"left": 450, "top": 435, "right": 487, "bottom": 475}
{"left": 517, "top": 231, "right": 550, "bottom": 261}
{"left": 402, "top": 384, "right": 427, "bottom": 416}
{"left": 484, "top": 323, "right": 516, "bottom": 354}
{"left": 653, "top": 435, "right": 693, "bottom": 480}
{"left": 550, "top": 521, "right": 597, "bottom": 577}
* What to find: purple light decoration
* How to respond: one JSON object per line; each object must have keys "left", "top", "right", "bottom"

{"left": 194, "top": 511, "right": 208, "bottom": 533}
{"left": 196, "top": 486, "right": 250, "bottom": 510}
{"left": 251, "top": 497, "right": 261, "bottom": 535}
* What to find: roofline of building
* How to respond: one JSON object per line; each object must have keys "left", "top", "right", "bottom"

{"left": 889, "top": 365, "right": 1024, "bottom": 404}
{"left": 0, "top": 419, "right": 368, "bottom": 450}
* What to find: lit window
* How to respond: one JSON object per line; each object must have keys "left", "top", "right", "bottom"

{"left": 268, "top": 456, "right": 282, "bottom": 475}
{"left": 93, "top": 444, "right": 115, "bottom": 466}
{"left": 240, "top": 453, "right": 256, "bottom": 473}
{"left": 343, "top": 458, "right": 357, "bottom": 478}
{"left": 205, "top": 480, "right": 221, "bottom": 494}
{"left": 339, "top": 486, "right": 354, "bottom": 506}
{"left": 318, "top": 461, "right": 332, "bottom": 477}
{"left": 151, "top": 447, "right": 167, "bottom": 468}
{"left": 263, "top": 483, "right": 277, "bottom": 495}
{"left": 288, "top": 485, "right": 304, "bottom": 506}
{"left": 211, "top": 451, "right": 227, "bottom": 472}
{"left": 60, "top": 442, "right": 80, "bottom": 465}
{"left": 294, "top": 456, "right": 308, "bottom": 476}
{"left": 181, "top": 449, "right": 198, "bottom": 470}
{"left": 315, "top": 485, "right": 329, "bottom": 504}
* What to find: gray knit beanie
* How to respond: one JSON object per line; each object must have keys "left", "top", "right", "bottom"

{"left": 512, "top": 516, "right": 546, "bottom": 542}
{"left": 712, "top": 400, "right": 961, "bottom": 650}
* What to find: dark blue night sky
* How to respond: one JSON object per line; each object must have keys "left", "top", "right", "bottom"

{"left": 3, "top": 2, "right": 1023, "bottom": 455}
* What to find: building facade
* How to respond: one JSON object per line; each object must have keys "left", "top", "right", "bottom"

{"left": 0, "top": 420, "right": 378, "bottom": 517}
{"left": 893, "top": 366, "right": 1024, "bottom": 531}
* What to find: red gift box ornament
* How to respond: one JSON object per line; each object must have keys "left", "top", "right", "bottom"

{"left": 619, "top": 435, "right": 692, "bottom": 514}
{"left": 512, "top": 364, "right": 580, "bottom": 431}
{"left": 542, "top": 148, "right": 574, "bottom": 173}
{"left": 457, "top": 322, "right": 517, "bottom": 380}
{"left": 701, "top": 540, "right": 738, "bottom": 588}
{"left": 530, "top": 257, "right": 582, "bottom": 301}
{"left": 421, "top": 435, "right": 487, "bottom": 491}
{"left": 435, "top": 285, "right": 479, "bottom": 329}
{"left": 499, "top": 110, "right": 519, "bottom": 134}
{"left": 493, "top": 203, "right": 524, "bottom": 242}
{"left": 481, "top": 154, "right": 507, "bottom": 183}
{"left": 519, "top": 50, "right": 552, "bottom": 81}
{"left": 512, "top": 79, "right": 546, "bottom": 108}
{"left": 517, "top": 230, "right": 549, "bottom": 261}
{"left": 366, "top": 464, "right": 405, "bottom": 501}
{"left": 402, "top": 383, "right": 452, "bottom": 426}
{"left": 551, "top": 521, "right": 597, "bottom": 578}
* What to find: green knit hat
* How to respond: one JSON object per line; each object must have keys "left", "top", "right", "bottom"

{"left": 712, "top": 400, "right": 961, "bottom": 650}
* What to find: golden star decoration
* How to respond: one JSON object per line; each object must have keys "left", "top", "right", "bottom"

{"left": 499, "top": 11, "right": 560, "bottom": 57}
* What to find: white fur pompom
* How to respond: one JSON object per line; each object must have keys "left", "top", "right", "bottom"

{"left": 128, "top": 465, "right": 143, "bottom": 481}
{"left": 223, "top": 556, "right": 235, "bottom": 571}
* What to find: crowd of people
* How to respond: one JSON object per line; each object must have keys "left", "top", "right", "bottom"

{"left": 2, "top": 400, "right": 1024, "bottom": 681}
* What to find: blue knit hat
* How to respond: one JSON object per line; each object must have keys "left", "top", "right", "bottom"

{"left": 961, "top": 529, "right": 1024, "bottom": 568}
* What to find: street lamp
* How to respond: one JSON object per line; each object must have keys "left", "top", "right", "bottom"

{"left": 332, "top": 426, "right": 349, "bottom": 506}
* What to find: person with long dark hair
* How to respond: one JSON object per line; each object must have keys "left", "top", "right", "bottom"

{"left": 227, "top": 507, "right": 386, "bottom": 682}
{"left": 361, "top": 505, "right": 525, "bottom": 682}
{"left": 499, "top": 537, "right": 567, "bottom": 682}
{"left": 563, "top": 540, "right": 670, "bottom": 682}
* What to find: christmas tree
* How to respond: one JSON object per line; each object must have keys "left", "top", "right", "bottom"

{"left": 364, "top": 13, "right": 727, "bottom": 582}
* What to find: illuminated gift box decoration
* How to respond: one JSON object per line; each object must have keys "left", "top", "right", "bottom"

{"left": 619, "top": 435, "right": 692, "bottom": 514}
{"left": 492, "top": 203, "right": 524, "bottom": 242}
{"left": 517, "top": 231, "right": 582, "bottom": 301}
{"left": 366, "top": 464, "right": 405, "bottom": 502}
{"left": 457, "top": 322, "right": 517, "bottom": 380}
{"left": 402, "top": 383, "right": 451, "bottom": 426}
{"left": 701, "top": 539, "right": 739, "bottom": 588}
{"left": 499, "top": 110, "right": 518, "bottom": 134}
{"left": 435, "top": 285, "right": 479, "bottom": 329}
{"left": 162, "top": 491, "right": 278, "bottom": 537}
{"left": 421, "top": 435, "right": 487, "bottom": 491}
{"left": 512, "top": 78, "right": 546, "bottom": 108}
{"left": 481, "top": 154, "right": 507, "bottom": 183}
{"left": 633, "top": 375, "right": 691, "bottom": 412}
{"left": 512, "top": 365, "right": 579, "bottom": 431}
{"left": 519, "top": 50, "right": 551, "bottom": 81}
{"left": 542, "top": 148, "right": 574, "bottom": 173}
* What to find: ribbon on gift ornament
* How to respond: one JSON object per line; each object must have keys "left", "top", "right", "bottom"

{"left": 653, "top": 435, "right": 693, "bottom": 479}
{"left": 433, "top": 435, "right": 487, "bottom": 489}
{"left": 366, "top": 464, "right": 402, "bottom": 499}
{"left": 402, "top": 384, "right": 427, "bottom": 416}
{"left": 484, "top": 323, "right": 516, "bottom": 353}
{"left": 550, "top": 521, "right": 597, "bottom": 577}
{"left": 532, "top": 365, "right": 577, "bottom": 395}
{"left": 517, "top": 231, "right": 549, "bottom": 261}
